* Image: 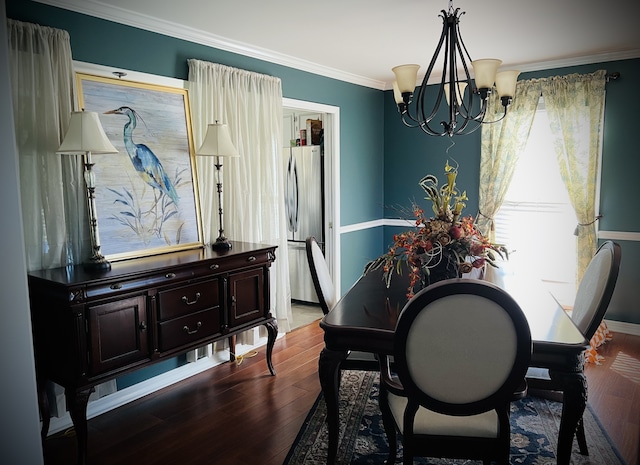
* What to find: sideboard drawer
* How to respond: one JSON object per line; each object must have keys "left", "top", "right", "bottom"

{"left": 157, "top": 279, "right": 221, "bottom": 321}
{"left": 157, "top": 308, "right": 221, "bottom": 352}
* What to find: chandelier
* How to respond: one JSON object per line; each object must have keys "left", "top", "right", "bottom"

{"left": 392, "top": 1, "right": 520, "bottom": 137}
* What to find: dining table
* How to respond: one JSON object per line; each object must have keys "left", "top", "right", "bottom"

{"left": 318, "top": 263, "right": 589, "bottom": 465}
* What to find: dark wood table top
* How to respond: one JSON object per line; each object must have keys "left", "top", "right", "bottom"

{"left": 320, "top": 263, "right": 589, "bottom": 370}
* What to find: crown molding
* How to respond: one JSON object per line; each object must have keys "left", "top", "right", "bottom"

{"left": 32, "top": 1, "right": 640, "bottom": 92}
{"left": 33, "top": 0, "right": 387, "bottom": 90}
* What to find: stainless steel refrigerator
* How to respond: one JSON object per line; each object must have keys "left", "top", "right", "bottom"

{"left": 284, "top": 146, "right": 323, "bottom": 303}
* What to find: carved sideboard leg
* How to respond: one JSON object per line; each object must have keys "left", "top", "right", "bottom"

{"left": 318, "top": 347, "right": 348, "bottom": 465}
{"left": 37, "top": 376, "right": 50, "bottom": 441}
{"left": 66, "top": 387, "right": 94, "bottom": 465}
{"left": 265, "top": 317, "right": 278, "bottom": 376}
{"left": 549, "top": 369, "right": 588, "bottom": 465}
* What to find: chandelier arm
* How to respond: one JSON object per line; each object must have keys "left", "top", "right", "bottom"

{"left": 477, "top": 104, "right": 508, "bottom": 125}
{"left": 454, "top": 120, "right": 483, "bottom": 136}
{"left": 399, "top": 109, "right": 466, "bottom": 136}
{"left": 452, "top": 99, "right": 507, "bottom": 136}
{"left": 453, "top": 21, "right": 476, "bottom": 120}
{"left": 445, "top": 13, "right": 459, "bottom": 134}
{"left": 400, "top": 113, "right": 430, "bottom": 129}
{"left": 410, "top": 9, "right": 450, "bottom": 126}
{"left": 419, "top": 120, "right": 450, "bottom": 136}
{"left": 456, "top": 12, "right": 473, "bottom": 64}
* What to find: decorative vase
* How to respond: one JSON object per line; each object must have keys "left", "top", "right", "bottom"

{"left": 420, "top": 252, "right": 461, "bottom": 289}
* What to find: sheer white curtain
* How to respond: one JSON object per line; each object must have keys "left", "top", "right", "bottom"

{"left": 187, "top": 59, "right": 293, "bottom": 333}
{"left": 8, "top": 19, "right": 88, "bottom": 271}
{"left": 8, "top": 19, "right": 115, "bottom": 416}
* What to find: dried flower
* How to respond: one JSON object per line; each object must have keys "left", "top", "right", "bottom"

{"left": 365, "top": 161, "right": 507, "bottom": 298}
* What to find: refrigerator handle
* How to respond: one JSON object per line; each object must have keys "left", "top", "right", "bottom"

{"left": 292, "top": 160, "right": 299, "bottom": 234}
{"left": 285, "top": 152, "right": 299, "bottom": 236}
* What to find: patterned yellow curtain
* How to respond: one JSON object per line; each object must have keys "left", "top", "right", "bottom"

{"left": 540, "top": 70, "right": 607, "bottom": 282}
{"left": 541, "top": 70, "right": 609, "bottom": 362}
{"left": 478, "top": 79, "right": 541, "bottom": 241}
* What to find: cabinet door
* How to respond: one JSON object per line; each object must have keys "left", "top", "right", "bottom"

{"left": 228, "top": 268, "right": 265, "bottom": 328}
{"left": 87, "top": 295, "right": 150, "bottom": 377}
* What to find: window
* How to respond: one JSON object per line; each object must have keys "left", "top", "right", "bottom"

{"left": 494, "top": 100, "right": 577, "bottom": 306}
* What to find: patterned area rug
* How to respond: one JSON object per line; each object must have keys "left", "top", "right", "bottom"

{"left": 284, "top": 370, "right": 626, "bottom": 465}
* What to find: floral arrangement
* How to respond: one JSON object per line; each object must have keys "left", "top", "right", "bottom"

{"left": 365, "top": 161, "right": 507, "bottom": 298}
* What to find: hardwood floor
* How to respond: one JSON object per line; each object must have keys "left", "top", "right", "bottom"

{"left": 43, "top": 322, "right": 640, "bottom": 465}
{"left": 583, "top": 331, "right": 640, "bottom": 465}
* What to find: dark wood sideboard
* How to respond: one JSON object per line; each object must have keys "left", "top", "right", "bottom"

{"left": 27, "top": 241, "right": 278, "bottom": 464}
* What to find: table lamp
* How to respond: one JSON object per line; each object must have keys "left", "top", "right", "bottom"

{"left": 196, "top": 121, "right": 240, "bottom": 250}
{"left": 57, "top": 110, "right": 118, "bottom": 270}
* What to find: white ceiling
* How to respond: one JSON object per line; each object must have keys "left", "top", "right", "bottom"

{"left": 36, "top": 0, "right": 640, "bottom": 90}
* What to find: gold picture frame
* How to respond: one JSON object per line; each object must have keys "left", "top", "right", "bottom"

{"left": 77, "top": 72, "right": 204, "bottom": 261}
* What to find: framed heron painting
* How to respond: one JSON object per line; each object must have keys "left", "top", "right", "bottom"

{"left": 77, "top": 72, "right": 204, "bottom": 261}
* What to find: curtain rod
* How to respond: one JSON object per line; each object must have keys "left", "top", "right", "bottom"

{"left": 606, "top": 72, "right": 620, "bottom": 82}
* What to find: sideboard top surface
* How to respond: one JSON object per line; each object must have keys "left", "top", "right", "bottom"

{"left": 28, "top": 241, "right": 277, "bottom": 286}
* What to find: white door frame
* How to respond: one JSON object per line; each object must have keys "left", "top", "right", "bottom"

{"left": 282, "top": 98, "right": 341, "bottom": 295}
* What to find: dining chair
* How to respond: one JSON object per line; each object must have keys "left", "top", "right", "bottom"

{"left": 305, "top": 236, "right": 379, "bottom": 371}
{"left": 526, "top": 240, "right": 621, "bottom": 455}
{"left": 379, "top": 279, "right": 532, "bottom": 465}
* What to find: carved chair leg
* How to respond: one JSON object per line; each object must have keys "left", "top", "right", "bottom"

{"left": 318, "top": 348, "right": 347, "bottom": 465}
{"left": 576, "top": 417, "right": 589, "bottom": 455}
{"left": 378, "top": 383, "right": 398, "bottom": 465}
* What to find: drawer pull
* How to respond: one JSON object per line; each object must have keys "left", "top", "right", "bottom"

{"left": 110, "top": 283, "right": 122, "bottom": 290}
{"left": 210, "top": 264, "right": 220, "bottom": 270}
{"left": 181, "top": 292, "right": 201, "bottom": 305}
{"left": 247, "top": 256, "right": 256, "bottom": 262}
{"left": 139, "top": 321, "right": 147, "bottom": 331}
{"left": 165, "top": 272, "right": 176, "bottom": 279}
{"left": 183, "top": 321, "right": 202, "bottom": 335}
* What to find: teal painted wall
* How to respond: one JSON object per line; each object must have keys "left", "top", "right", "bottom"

{"left": 6, "top": 0, "right": 386, "bottom": 282}
{"left": 7, "top": 1, "right": 638, "bottom": 327}
{"left": 6, "top": 0, "right": 386, "bottom": 388}
{"left": 383, "top": 59, "right": 640, "bottom": 325}
{"left": 340, "top": 227, "right": 385, "bottom": 293}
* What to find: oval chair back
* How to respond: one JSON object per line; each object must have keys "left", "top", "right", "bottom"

{"left": 395, "top": 279, "right": 532, "bottom": 416}
{"left": 379, "top": 278, "right": 532, "bottom": 465}
{"left": 305, "top": 236, "right": 337, "bottom": 315}
{"left": 571, "top": 240, "right": 621, "bottom": 341}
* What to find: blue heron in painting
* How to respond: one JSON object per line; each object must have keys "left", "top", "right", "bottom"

{"left": 104, "top": 106, "right": 179, "bottom": 204}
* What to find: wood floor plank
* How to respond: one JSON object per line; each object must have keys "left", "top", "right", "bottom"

{"left": 584, "top": 332, "right": 640, "bottom": 465}
{"left": 43, "top": 322, "right": 639, "bottom": 465}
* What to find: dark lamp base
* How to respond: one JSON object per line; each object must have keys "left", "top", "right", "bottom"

{"left": 212, "top": 238, "right": 232, "bottom": 251}
{"left": 83, "top": 257, "right": 112, "bottom": 272}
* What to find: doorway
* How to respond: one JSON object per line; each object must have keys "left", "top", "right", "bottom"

{"left": 282, "top": 98, "right": 340, "bottom": 327}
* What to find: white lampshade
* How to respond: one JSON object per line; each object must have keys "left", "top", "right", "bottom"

{"left": 443, "top": 81, "right": 468, "bottom": 106}
{"left": 196, "top": 122, "right": 240, "bottom": 157}
{"left": 471, "top": 58, "right": 502, "bottom": 89}
{"left": 495, "top": 70, "right": 521, "bottom": 98}
{"left": 57, "top": 110, "right": 118, "bottom": 154}
{"left": 392, "top": 81, "right": 404, "bottom": 104}
{"left": 392, "top": 64, "right": 420, "bottom": 94}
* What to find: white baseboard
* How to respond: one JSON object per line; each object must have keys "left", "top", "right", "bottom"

{"left": 46, "top": 334, "right": 281, "bottom": 436}
{"left": 605, "top": 319, "right": 640, "bottom": 336}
